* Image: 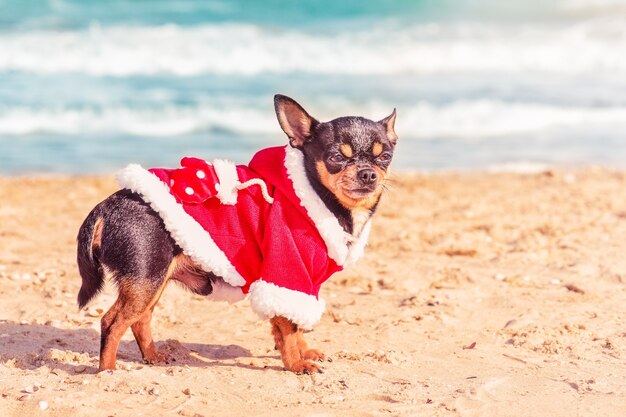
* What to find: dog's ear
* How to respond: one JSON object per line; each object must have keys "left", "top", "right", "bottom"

{"left": 274, "top": 94, "right": 318, "bottom": 148}
{"left": 378, "top": 109, "right": 397, "bottom": 145}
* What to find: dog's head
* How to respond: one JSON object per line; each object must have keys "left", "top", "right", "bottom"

{"left": 274, "top": 94, "right": 397, "bottom": 212}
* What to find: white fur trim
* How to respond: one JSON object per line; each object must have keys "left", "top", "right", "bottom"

{"left": 284, "top": 146, "right": 352, "bottom": 265}
{"left": 116, "top": 164, "right": 246, "bottom": 287}
{"left": 213, "top": 159, "right": 239, "bottom": 205}
{"left": 206, "top": 278, "right": 246, "bottom": 303}
{"left": 346, "top": 220, "right": 372, "bottom": 266}
{"left": 248, "top": 280, "right": 326, "bottom": 330}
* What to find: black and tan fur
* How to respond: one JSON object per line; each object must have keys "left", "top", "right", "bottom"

{"left": 77, "top": 94, "right": 397, "bottom": 374}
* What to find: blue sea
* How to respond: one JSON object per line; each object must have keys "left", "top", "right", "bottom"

{"left": 1, "top": 0, "right": 626, "bottom": 174}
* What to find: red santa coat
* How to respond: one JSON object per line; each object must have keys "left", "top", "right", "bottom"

{"left": 116, "top": 145, "right": 371, "bottom": 329}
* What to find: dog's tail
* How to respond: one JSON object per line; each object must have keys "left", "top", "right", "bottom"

{"left": 76, "top": 211, "right": 106, "bottom": 309}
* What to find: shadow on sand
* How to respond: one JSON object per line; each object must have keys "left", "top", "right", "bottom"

{"left": 0, "top": 320, "right": 282, "bottom": 374}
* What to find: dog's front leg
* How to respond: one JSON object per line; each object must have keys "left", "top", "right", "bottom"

{"left": 295, "top": 330, "right": 328, "bottom": 362}
{"left": 270, "top": 316, "right": 322, "bottom": 374}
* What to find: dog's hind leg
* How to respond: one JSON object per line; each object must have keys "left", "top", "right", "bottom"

{"left": 129, "top": 257, "right": 180, "bottom": 365}
{"left": 99, "top": 260, "right": 174, "bottom": 371}
{"left": 130, "top": 306, "right": 173, "bottom": 365}
{"left": 99, "top": 293, "right": 148, "bottom": 371}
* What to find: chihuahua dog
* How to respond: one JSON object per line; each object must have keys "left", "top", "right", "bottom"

{"left": 76, "top": 95, "right": 397, "bottom": 374}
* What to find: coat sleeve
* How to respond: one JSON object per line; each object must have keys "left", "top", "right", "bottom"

{"left": 247, "top": 198, "right": 327, "bottom": 330}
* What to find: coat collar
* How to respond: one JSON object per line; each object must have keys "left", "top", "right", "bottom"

{"left": 282, "top": 146, "right": 370, "bottom": 266}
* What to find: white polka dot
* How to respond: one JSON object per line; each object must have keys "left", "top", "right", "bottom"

{"left": 170, "top": 179, "right": 175, "bottom": 186}
{"left": 215, "top": 183, "right": 221, "bottom": 192}
{"left": 196, "top": 170, "right": 206, "bottom": 179}
{"left": 185, "top": 187, "right": 194, "bottom": 195}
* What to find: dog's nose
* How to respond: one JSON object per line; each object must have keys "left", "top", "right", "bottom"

{"left": 358, "top": 168, "right": 377, "bottom": 184}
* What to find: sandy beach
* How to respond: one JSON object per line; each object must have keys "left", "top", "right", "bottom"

{"left": 0, "top": 169, "right": 625, "bottom": 417}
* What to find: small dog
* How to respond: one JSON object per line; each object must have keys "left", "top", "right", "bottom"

{"left": 76, "top": 95, "right": 397, "bottom": 374}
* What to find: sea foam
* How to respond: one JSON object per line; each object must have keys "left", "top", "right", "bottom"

{"left": 0, "top": 20, "right": 625, "bottom": 76}
{"left": 2, "top": 100, "right": 626, "bottom": 138}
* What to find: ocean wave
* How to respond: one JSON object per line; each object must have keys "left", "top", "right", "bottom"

{"left": 0, "top": 106, "right": 275, "bottom": 137}
{"left": 0, "top": 20, "right": 625, "bottom": 76}
{"left": 398, "top": 100, "right": 626, "bottom": 138}
{"left": 2, "top": 101, "right": 626, "bottom": 138}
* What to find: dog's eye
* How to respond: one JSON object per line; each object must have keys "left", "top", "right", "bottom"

{"left": 378, "top": 152, "right": 392, "bottom": 162}
{"left": 328, "top": 153, "right": 345, "bottom": 164}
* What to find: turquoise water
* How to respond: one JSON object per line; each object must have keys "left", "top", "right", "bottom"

{"left": 1, "top": 0, "right": 626, "bottom": 173}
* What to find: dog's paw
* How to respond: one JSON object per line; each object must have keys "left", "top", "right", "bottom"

{"left": 289, "top": 360, "right": 323, "bottom": 375}
{"left": 302, "top": 349, "right": 327, "bottom": 362}
{"left": 143, "top": 350, "right": 174, "bottom": 365}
